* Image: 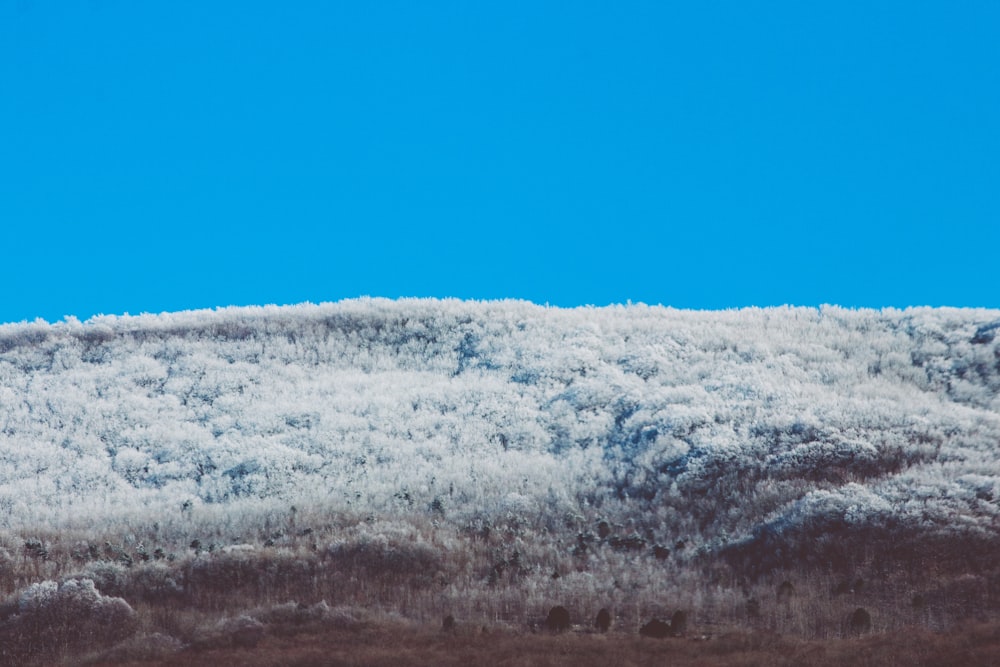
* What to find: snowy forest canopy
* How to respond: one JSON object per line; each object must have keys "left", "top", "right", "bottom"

{"left": 0, "top": 299, "right": 998, "bottom": 568}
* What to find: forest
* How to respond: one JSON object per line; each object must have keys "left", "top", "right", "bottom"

{"left": 0, "top": 299, "right": 998, "bottom": 664}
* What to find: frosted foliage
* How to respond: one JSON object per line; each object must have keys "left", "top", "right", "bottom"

{"left": 3, "top": 577, "right": 138, "bottom": 659}
{"left": 16, "top": 578, "right": 135, "bottom": 626}
{"left": 0, "top": 299, "right": 998, "bottom": 551}
{"left": 17, "top": 580, "right": 59, "bottom": 613}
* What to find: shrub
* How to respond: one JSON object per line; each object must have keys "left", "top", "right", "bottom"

{"left": 846, "top": 607, "right": 872, "bottom": 635}
{"left": 639, "top": 618, "right": 671, "bottom": 638}
{"left": 222, "top": 615, "right": 265, "bottom": 648}
{"left": 0, "top": 578, "right": 137, "bottom": 663}
{"left": 73, "top": 561, "right": 131, "bottom": 597}
{"left": 595, "top": 608, "right": 611, "bottom": 633}
{"left": 545, "top": 605, "right": 571, "bottom": 632}
{"left": 185, "top": 552, "right": 259, "bottom": 594}
{"left": 128, "top": 562, "right": 186, "bottom": 603}
{"left": 326, "top": 535, "right": 441, "bottom": 582}
{"left": 253, "top": 600, "right": 332, "bottom": 627}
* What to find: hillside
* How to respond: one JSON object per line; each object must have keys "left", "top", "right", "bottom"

{"left": 0, "top": 299, "right": 998, "bottom": 663}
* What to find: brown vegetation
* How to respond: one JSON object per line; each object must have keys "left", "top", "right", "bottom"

{"left": 77, "top": 617, "right": 1000, "bottom": 666}
{"left": 2, "top": 507, "right": 1000, "bottom": 665}
{"left": 639, "top": 618, "right": 671, "bottom": 639}
{"left": 545, "top": 606, "right": 571, "bottom": 633}
{"left": 595, "top": 608, "right": 611, "bottom": 633}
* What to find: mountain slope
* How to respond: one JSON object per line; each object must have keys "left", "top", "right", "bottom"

{"left": 1, "top": 299, "right": 997, "bottom": 571}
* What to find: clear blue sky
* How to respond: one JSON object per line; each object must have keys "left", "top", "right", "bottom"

{"left": 2, "top": 1, "right": 998, "bottom": 323}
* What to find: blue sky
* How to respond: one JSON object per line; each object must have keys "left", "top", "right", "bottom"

{"left": 2, "top": 1, "right": 998, "bottom": 323}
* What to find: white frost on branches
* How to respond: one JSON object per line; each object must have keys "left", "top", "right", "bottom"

{"left": 0, "top": 299, "right": 996, "bottom": 550}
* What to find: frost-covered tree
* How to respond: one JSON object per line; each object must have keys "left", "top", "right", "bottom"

{"left": 0, "top": 299, "right": 996, "bottom": 572}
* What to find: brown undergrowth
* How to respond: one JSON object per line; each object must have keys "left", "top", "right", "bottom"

{"left": 79, "top": 618, "right": 1000, "bottom": 667}
{"left": 2, "top": 508, "right": 999, "bottom": 665}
